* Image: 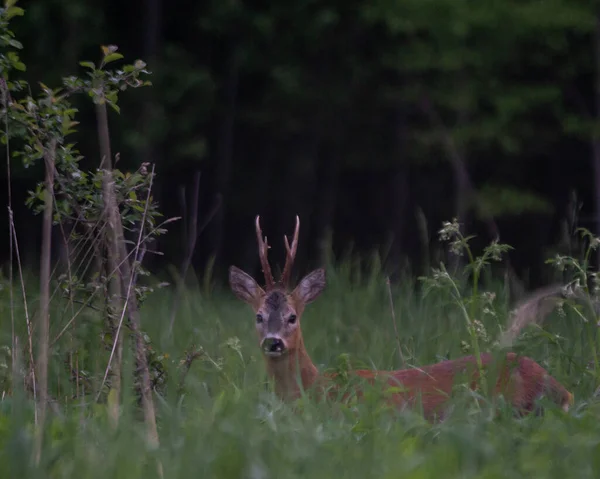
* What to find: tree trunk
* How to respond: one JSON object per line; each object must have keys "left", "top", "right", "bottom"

{"left": 102, "top": 173, "right": 124, "bottom": 429}
{"left": 95, "top": 101, "right": 125, "bottom": 429}
{"left": 95, "top": 100, "right": 160, "bottom": 473}
{"left": 34, "top": 139, "right": 56, "bottom": 464}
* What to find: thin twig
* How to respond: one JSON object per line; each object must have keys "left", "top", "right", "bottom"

{"left": 183, "top": 172, "right": 201, "bottom": 280}
{"left": 2, "top": 79, "right": 17, "bottom": 399}
{"left": 105, "top": 162, "right": 162, "bottom": 471}
{"left": 178, "top": 348, "right": 204, "bottom": 394}
{"left": 95, "top": 164, "right": 156, "bottom": 401}
{"left": 12, "top": 335, "right": 20, "bottom": 397}
{"left": 54, "top": 220, "right": 107, "bottom": 320}
{"left": 68, "top": 299, "right": 103, "bottom": 312}
{"left": 8, "top": 208, "right": 37, "bottom": 423}
{"left": 51, "top": 216, "right": 179, "bottom": 345}
{"left": 386, "top": 277, "right": 405, "bottom": 368}
{"left": 0, "top": 78, "right": 17, "bottom": 388}
{"left": 168, "top": 172, "right": 218, "bottom": 336}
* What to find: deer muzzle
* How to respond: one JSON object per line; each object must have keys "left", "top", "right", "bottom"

{"left": 261, "top": 336, "right": 287, "bottom": 357}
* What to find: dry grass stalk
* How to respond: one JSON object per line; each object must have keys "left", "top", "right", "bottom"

{"left": 386, "top": 277, "right": 405, "bottom": 368}
{"left": 8, "top": 209, "right": 37, "bottom": 416}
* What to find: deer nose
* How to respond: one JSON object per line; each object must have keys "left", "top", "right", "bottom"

{"left": 261, "top": 337, "right": 286, "bottom": 356}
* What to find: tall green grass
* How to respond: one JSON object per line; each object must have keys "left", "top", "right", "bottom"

{"left": 0, "top": 260, "right": 599, "bottom": 479}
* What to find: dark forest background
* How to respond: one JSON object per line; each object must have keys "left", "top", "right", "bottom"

{"left": 2, "top": 0, "right": 600, "bottom": 288}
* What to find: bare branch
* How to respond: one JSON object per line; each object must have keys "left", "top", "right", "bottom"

{"left": 168, "top": 173, "right": 220, "bottom": 337}
{"left": 178, "top": 347, "right": 204, "bottom": 394}
{"left": 8, "top": 209, "right": 37, "bottom": 422}
{"left": 51, "top": 217, "right": 180, "bottom": 346}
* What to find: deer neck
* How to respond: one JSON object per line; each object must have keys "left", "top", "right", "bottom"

{"left": 264, "top": 337, "right": 318, "bottom": 401}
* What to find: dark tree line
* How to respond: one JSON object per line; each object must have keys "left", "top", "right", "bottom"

{"left": 2, "top": 0, "right": 599, "bottom": 287}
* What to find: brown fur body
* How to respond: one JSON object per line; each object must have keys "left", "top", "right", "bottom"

{"left": 264, "top": 345, "right": 573, "bottom": 420}
{"left": 229, "top": 215, "right": 574, "bottom": 421}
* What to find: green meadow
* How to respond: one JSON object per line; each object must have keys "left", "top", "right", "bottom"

{"left": 1, "top": 254, "right": 599, "bottom": 479}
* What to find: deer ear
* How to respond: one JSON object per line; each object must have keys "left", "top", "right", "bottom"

{"left": 229, "top": 266, "right": 265, "bottom": 307}
{"left": 292, "top": 268, "right": 326, "bottom": 305}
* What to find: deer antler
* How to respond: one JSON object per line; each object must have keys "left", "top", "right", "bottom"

{"left": 255, "top": 215, "right": 275, "bottom": 289}
{"left": 281, "top": 215, "right": 300, "bottom": 288}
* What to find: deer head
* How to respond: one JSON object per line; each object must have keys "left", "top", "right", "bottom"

{"left": 229, "top": 216, "right": 326, "bottom": 360}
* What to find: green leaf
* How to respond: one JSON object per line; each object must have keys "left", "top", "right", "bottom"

{"left": 103, "top": 53, "right": 124, "bottom": 65}
{"left": 79, "top": 61, "right": 96, "bottom": 70}
{"left": 5, "top": 6, "right": 24, "bottom": 19}
{"left": 8, "top": 38, "right": 22, "bottom": 49}
{"left": 108, "top": 101, "right": 121, "bottom": 114}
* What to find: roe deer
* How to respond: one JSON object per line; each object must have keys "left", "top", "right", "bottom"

{"left": 229, "top": 215, "right": 574, "bottom": 420}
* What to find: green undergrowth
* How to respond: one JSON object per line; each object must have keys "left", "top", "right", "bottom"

{"left": 0, "top": 261, "right": 599, "bottom": 479}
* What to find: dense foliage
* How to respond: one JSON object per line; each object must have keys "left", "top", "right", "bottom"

{"left": 1, "top": 0, "right": 599, "bottom": 284}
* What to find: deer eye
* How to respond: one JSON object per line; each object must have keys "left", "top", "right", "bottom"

{"left": 256, "top": 314, "right": 264, "bottom": 324}
{"left": 288, "top": 314, "right": 297, "bottom": 324}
